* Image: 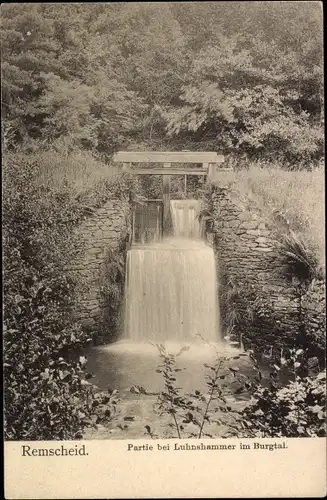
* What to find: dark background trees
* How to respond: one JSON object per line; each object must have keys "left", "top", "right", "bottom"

{"left": 1, "top": 2, "right": 323, "bottom": 165}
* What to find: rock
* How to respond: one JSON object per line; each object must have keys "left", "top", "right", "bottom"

{"left": 240, "top": 221, "right": 258, "bottom": 230}
{"left": 256, "top": 247, "right": 273, "bottom": 252}
{"left": 238, "top": 211, "right": 252, "bottom": 222}
{"left": 256, "top": 236, "right": 271, "bottom": 244}
{"left": 88, "top": 247, "right": 103, "bottom": 255}
{"left": 246, "top": 229, "right": 263, "bottom": 236}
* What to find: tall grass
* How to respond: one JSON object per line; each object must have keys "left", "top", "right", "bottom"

{"left": 4, "top": 148, "right": 138, "bottom": 212}
{"left": 7, "top": 150, "right": 120, "bottom": 194}
{"left": 212, "top": 163, "right": 325, "bottom": 272}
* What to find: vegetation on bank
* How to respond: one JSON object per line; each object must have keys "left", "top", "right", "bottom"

{"left": 200, "top": 164, "right": 325, "bottom": 368}
{"left": 2, "top": 3, "right": 325, "bottom": 440}
{"left": 3, "top": 153, "right": 134, "bottom": 440}
{"left": 212, "top": 163, "right": 325, "bottom": 273}
{"left": 147, "top": 342, "right": 326, "bottom": 439}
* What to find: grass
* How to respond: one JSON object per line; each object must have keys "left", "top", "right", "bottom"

{"left": 212, "top": 162, "right": 325, "bottom": 272}
{"left": 8, "top": 149, "right": 120, "bottom": 194}
{"left": 6, "top": 150, "right": 324, "bottom": 273}
{"left": 5, "top": 148, "right": 139, "bottom": 211}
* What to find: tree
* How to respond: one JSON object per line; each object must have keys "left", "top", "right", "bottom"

{"left": 1, "top": 2, "right": 323, "bottom": 163}
{"left": 163, "top": 2, "right": 323, "bottom": 164}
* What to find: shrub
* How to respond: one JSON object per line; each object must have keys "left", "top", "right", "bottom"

{"left": 242, "top": 371, "right": 326, "bottom": 438}
{"left": 3, "top": 153, "right": 120, "bottom": 439}
{"left": 146, "top": 343, "right": 326, "bottom": 439}
{"left": 147, "top": 343, "right": 248, "bottom": 439}
{"left": 4, "top": 352, "right": 119, "bottom": 440}
{"left": 241, "top": 349, "right": 326, "bottom": 438}
{"left": 278, "top": 230, "right": 323, "bottom": 282}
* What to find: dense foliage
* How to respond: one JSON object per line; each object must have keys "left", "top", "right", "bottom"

{"left": 145, "top": 343, "right": 326, "bottom": 439}
{"left": 3, "top": 155, "right": 83, "bottom": 438}
{"left": 1, "top": 2, "right": 323, "bottom": 164}
{"left": 241, "top": 349, "right": 326, "bottom": 437}
{"left": 3, "top": 154, "right": 131, "bottom": 439}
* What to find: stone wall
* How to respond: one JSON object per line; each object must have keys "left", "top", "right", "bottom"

{"left": 69, "top": 200, "right": 131, "bottom": 336}
{"left": 208, "top": 185, "right": 301, "bottom": 356}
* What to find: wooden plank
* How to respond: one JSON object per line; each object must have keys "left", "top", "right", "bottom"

{"left": 135, "top": 198, "right": 163, "bottom": 202}
{"left": 113, "top": 151, "right": 224, "bottom": 164}
{"left": 132, "top": 208, "right": 136, "bottom": 243}
{"left": 162, "top": 165, "right": 171, "bottom": 234}
{"left": 122, "top": 168, "right": 209, "bottom": 175}
{"left": 208, "top": 163, "right": 216, "bottom": 179}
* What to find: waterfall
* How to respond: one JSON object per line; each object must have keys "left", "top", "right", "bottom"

{"left": 170, "top": 199, "right": 201, "bottom": 238}
{"left": 124, "top": 199, "right": 219, "bottom": 343}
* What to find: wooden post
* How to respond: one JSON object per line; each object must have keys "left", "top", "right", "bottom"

{"left": 132, "top": 208, "right": 136, "bottom": 243}
{"left": 163, "top": 163, "right": 171, "bottom": 235}
{"left": 141, "top": 204, "right": 145, "bottom": 244}
{"left": 156, "top": 205, "right": 160, "bottom": 241}
{"left": 207, "top": 163, "right": 216, "bottom": 182}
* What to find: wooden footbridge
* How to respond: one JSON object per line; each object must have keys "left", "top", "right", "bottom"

{"left": 113, "top": 151, "right": 227, "bottom": 242}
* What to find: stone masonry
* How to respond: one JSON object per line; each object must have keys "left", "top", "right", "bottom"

{"left": 68, "top": 200, "right": 131, "bottom": 333}
{"left": 208, "top": 185, "right": 301, "bottom": 356}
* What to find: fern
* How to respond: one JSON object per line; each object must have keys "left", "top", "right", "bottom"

{"left": 279, "top": 230, "right": 321, "bottom": 281}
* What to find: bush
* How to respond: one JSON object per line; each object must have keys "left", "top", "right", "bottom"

{"left": 145, "top": 343, "right": 249, "bottom": 439}
{"left": 147, "top": 343, "right": 326, "bottom": 439}
{"left": 241, "top": 349, "right": 326, "bottom": 438}
{"left": 242, "top": 371, "right": 326, "bottom": 438}
{"left": 3, "top": 153, "right": 122, "bottom": 439}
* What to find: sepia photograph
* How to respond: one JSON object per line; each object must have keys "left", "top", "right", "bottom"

{"left": 2, "top": 1, "right": 326, "bottom": 497}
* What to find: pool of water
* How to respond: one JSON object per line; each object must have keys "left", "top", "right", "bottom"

{"left": 84, "top": 339, "right": 255, "bottom": 396}
{"left": 82, "top": 339, "right": 257, "bottom": 440}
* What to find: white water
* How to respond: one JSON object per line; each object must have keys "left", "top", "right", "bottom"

{"left": 170, "top": 199, "right": 201, "bottom": 238}
{"left": 84, "top": 200, "right": 241, "bottom": 439}
{"left": 124, "top": 200, "right": 219, "bottom": 343}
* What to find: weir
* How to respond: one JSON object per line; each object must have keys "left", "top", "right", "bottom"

{"left": 170, "top": 199, "right": 201, "bottom": 239}
{"left": 124, "top": 200, "right": 219, "bottom": 343}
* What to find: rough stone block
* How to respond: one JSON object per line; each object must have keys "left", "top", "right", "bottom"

{"left": 255, "top": 247, "right": 273, "bottom": 252}
{"left": 87, "top": 247, "right": 103, "bottom": 255}
{"left": 256, "top": 236, "right": 272, "bottom": 244}
{"left": 246, "top": 229, "right": 263, "bottom": 236}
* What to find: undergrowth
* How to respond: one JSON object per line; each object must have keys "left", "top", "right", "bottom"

{"left": 144, "top": 342, "right": 246, "bottom": 439}
{"left": 144, "top": 341, "right": 326, "bottom": 439}
{"left": 3, "top": 151, "right": 131, "bottom": 439}
{"left": 211, "top": 162, "right": 325, "bottom": 273}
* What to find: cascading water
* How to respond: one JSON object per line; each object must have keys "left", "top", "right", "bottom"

{"left": 170, "top": 199, "right": 201, "bottom": 238}
{"left": 124, "top": 199, "right": 220, "bottom": 343}
{"left": 84, "top": 199, "right": 248, "bottom": 440}
{"left": 82, "top": 198, "right": 252, "bottom": 442}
